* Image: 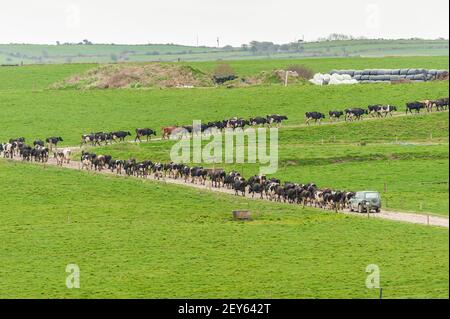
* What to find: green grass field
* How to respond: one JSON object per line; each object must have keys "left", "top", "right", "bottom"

{"left": 0, "top": 160, "right": 448, "bottom": 298}
{"left": 81, "top": 113, "right": 450, "bottom": 216}
{"left": 1, "top": 39, "right": 448, "bottom": 64}
{"left": 1, "top": 79, "right": 448, "bottom": 145}
{"left": 1, "top": 56, "right": 448, "bottom": 92}
{"left": 0, "top": 57, "right": 448, "bottom": 298}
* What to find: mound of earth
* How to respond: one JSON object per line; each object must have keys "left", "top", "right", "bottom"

{"left": 52, "top": 63, "right": 214, "bottom": 89}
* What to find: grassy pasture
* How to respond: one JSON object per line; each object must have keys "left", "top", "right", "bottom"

{"left": 189, "top": 56, "right": 450, "bottom": 77}
{"left": 0, "top": 57, "right": 448, "bottom": 298}
{"left": 0, "top": 80, "right": 448, "bottom": 145}
{"left": 0, "top": 160, "right": 448, "bottom": 298}
{"left": 0, "top": 63, "right": 96, "bottom": 91}
{"left": 0, "top": 56, "right": 448, "bottom": 92}
{"left": 82, "top": 118, "right": 450, "bottom": 216}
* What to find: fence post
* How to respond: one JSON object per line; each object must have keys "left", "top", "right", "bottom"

{"left": 379, "top": 288, "right": 383, "bottom": 299}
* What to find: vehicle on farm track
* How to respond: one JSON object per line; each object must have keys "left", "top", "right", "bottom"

{"left": 349, "top": 191, "right": 382, "bottom": 213}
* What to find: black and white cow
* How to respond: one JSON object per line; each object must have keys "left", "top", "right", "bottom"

{"left": 345, "top": 108, "right": 367, "bottom": 121}
{"left": 46, "top": 137, "right": 63, "bottom": 150}
{"left": 135, "top": 128, "right": 156, "bottom": 142}
{"left": 406, "top": 102, "right": 426, "bottom": 114}
{"left": 266, "top": 115, "right": 288, "bottom": 126}
{"left": 33, "top": 140, "right": 45, "bottom": 147}
{"left": 305, "top": 112, "right": 325, "bottom": 125}
{"left": 112, "top": 131, "right": 131, "bottom": 142}
{"left": 379, "top": 105, "right": 397, "bottom": 117}
{"left": 329, "top": 111, "right": 344, "bottom": 121}
{"left": 249, "top": 117, "right": 268, "bottom": 126}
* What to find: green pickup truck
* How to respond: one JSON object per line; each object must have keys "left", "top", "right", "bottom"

{"left": 349, "top": 191, "right": 382, "bottom": 213}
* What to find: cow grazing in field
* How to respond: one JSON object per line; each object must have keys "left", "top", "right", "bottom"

{"left": 46, "top": 137, "right": 63, "bottom": 150}
{"left": 31, "top": 147, "right": 49, "bottom": 163}
{"left": 1, "top": 143, "right": 13, "bottom": 158}
{"left": 33, "top": 140, "right": 44, "bottom": 147}
{"left": 329, "top": 111, "right": 344, "bottom": 122}
{"left": 345, "top": 108, "right": 367, "bottom": 121}
{"left": 9, "top": 137, "right": 25, "bottom": 144}
{"left": 208, "top": 169, "right": 226, "bottom": 188}
{"left": 305, "top": 112, "right": 325, "bottom": 125}
{"left": 248, "top": 182, "right": 264, "bottom": 199}
{"left": 19, "top": 144, "right": 33, "bottom": 161}
{"left": 135, "top": 128, "right": 156, "bottom": 142}
{"left": 81, "top": 134, "right": 95, "bottom": 146}
{"left": 80, "top": 154, "right": 92, "bottom": 170}
{"left": 406, "top": 102, "right": 426, "bottom": 114}
{"left": 233, "top": 178, "right": 247, "bottom": 197}
{"left": 368, "top": 105, "right": 397, "bottom": 118}
{"left": 112, "top": 131, "right": 131, "bottom": 142}
{"left": 437, "top": 98, "right": 449, "bottom": 110}
{"left": 109, "top": 160, "right": 125, "bottom": 175}
{"left": 162, "top": 126, "right": 179, "bottom": 140}
{"left": 368, "top": 105, "right": 383, "bottom": 117}
{"left": 428, "top": 98, "right": 449, "bottom": 112}
{"left": 266, "top": 115, "right": 288, "bottom": 127}
{"left": 250, "top": 117, "right": 268, "bottom": 126}
{"left": 189, "top": 167, "right": 208, "bottom": 185}
{"left": 227, "top": 118, "right": 249, "bottom": 129}
{"left": 379, "top": 105, "right": 397, "bottom": 117}
{"left": 95, "top": 132, "right": 113, "bottom": 145}
{"left": 54, "top": 149, "right": 70, "bottom": 166}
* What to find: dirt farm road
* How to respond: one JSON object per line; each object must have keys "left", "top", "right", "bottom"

{"left": 3, "top": 154, "right": 448, "bottom": 229}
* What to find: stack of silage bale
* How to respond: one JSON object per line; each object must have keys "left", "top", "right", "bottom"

{"left": 309, "top": 73, "right": 358, "bottom": 85}
{"left": 329, "top": 69, "right": 448, "bottom": 83}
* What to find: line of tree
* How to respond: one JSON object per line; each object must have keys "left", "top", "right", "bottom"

{"left": 238, "top": 34, "right": 449, "bottom": 55}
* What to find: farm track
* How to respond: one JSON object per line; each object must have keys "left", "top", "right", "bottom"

{"left": 70, "top": 110, "right": 449, "bottom": 149}
{"left": 4, "top": 154, "right": 448, "bottom": 228}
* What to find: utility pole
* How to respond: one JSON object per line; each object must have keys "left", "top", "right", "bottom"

{"left": 217, "top": 37, "right": 220, "bottom": 48}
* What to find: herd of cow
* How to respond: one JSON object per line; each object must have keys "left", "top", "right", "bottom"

{"left": 78, "top": 115, "right": 288, "bottom": 146}
{"left": 161, "top": 115, "right": 289, "bottom": 139}
{"left": 1, "top": 97, "right": 448, "bottom": 212}
{"left": 0, "top": 137, "right": 66, "bottom": 163}
{"left": 1, "top": 138, "right": 355, "bottom": 211}
{"left": 305, "top": 97, "right": 449, "bottom": 124}
{"left": 78, "top": 98, "right": 449, "bottom": 146}
{"left": 77, "top": 151, "right": 356, "bottom": 212}
{"left": 80, "top": 129, "right": 157, "bottom": 146}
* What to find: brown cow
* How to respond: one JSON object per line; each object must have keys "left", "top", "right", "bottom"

{"left": 162, "top": 126, "right": 179, "bottom": 140}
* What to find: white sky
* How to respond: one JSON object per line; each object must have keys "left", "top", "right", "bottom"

{"left": 1, "top": 0, "right": 448, "bottom": 46}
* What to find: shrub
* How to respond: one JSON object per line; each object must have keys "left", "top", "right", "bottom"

{"left": 286, "top": 64, "right": 314, "bottom": 80}
{"left": 212, "top": 63, "right": 236, "bottom": 78}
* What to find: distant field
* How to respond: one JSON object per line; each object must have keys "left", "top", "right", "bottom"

{"left": 0, "top": 160, "right": 448, "bottom": 298}
{"left": 0, "top": 39, "right": 448, "bottom": 64}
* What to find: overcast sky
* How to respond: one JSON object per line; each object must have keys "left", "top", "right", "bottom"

{"left": 1, "top": 0, "right": 448, "bottom": 46}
